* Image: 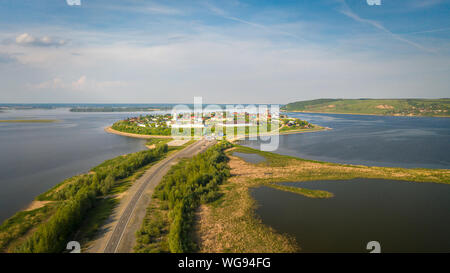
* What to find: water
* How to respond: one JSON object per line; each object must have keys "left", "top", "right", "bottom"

{"left": 232, "top": 152, "right": 266, "bottom": 164}
{"left": 0, "top": 108, "right": 153, "bottom": 222}
{"left": 251, "top": 179, "right": 450, "bottom": 253}
{"left": 240, "top": 113, "right": 450, "bottom": 169}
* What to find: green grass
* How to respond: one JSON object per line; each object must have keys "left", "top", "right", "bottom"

{"left": 72, "top": 198, "right": 119, "bottom": 248}
{"left": 265, "top": 183, "right": 333, "bottom": 198}
{"left": 196, "top": 144, "right": 449, "bottom": 252}
{"left": 232, "top": 145, "right": 450, "bottom": 184}
{"left": 134, "top": 199, "right": 170, "bottom": 253}
{"left": 279, "top": 124, "right": 325, "bottom": 133}
{"left": 229, "top": 145, "right": 311, "bottom": 167}
{"left": 282, "top": 98, "right": 450, "bottom": 117}
{"left": 146, "top": 138, "right": 173, "bottom": 146}
{"left": 0, "top": 203, "right": 59, "bottom": 252}
{"left": 2, "top": 145, "right": 173, "bottom": 253}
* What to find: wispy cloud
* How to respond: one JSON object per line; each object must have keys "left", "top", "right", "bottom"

{"left": 15, "top": 33, "right": 68, "bottom": 47}
{"left": 337, "top": 0, "right": 434, "bottom": 53}
{"left": 405, "top": 27, "right": 450, "bottom": 35}
{"left": 106, "top": 2, "right": 183, "bottom": 16}
{"left": 0, "top": 53, "right": 16, "bottom": 63}
{"left": 410, "top": 0, "right": 445, "bottom": 9}
{"left": 205, "top": 2, "right": 305, "bottom": 41}
{"left": 30, "top": 75, "right": 127, "bottom": 91}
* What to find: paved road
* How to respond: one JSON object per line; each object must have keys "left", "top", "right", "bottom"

{"left": 103, "top": 139, "right": 215, "bottom": 253}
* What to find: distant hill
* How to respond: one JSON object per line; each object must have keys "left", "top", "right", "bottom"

{"left": 282, "top": 99, "right": 450, "bottom": 117}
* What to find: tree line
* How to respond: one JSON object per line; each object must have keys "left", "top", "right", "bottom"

{"left": 112, "top": 120, "right": 171, "bottom": 135}
{"left": 15, "top": 144, "right": 168, "bottom": 253}
{"left": 136, "top": 141, "right": 231, "bottom": 253}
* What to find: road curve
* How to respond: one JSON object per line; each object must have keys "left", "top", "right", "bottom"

{"left": 103, "top": 139, "right": 215, "bottom": 253}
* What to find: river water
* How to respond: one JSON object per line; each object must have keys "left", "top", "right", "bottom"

{"left": 251, "top": 179, "right": 450, "bottom": 253}
{"left": 0, "top": 108, "right": 149, "bottom": 222}
{"left": 240, "top": 112, "right": 450, "bottom": 169}
{"left": 1, "top": 109, "right": 449, "bottom": 252}
{"left": 240, "top": 112, "right": 450, "bottom": 252}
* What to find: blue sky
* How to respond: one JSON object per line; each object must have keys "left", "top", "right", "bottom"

{"left": 0, "top": 0, "right": 449, "bottom": 103}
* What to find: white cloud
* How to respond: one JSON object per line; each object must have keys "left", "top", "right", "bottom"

{"left": 71, "top": 75, "right": 86, "bottom": 90}
{"left": 32, "top": 78, "right": 65, "bottom": 89}
{"left": 30, "top": 75, "right": 127, "bottom": 92}
{"left": 15, "top": 33, "right": 68, "bottom": 47}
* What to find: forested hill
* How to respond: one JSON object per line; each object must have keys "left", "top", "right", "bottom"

{"left": 282, "top": 99, "right": 450, "bottom": 117}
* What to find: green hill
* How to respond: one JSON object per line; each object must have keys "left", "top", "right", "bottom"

{"left": 282, "top": 99, "right": 450, "bottom": 117}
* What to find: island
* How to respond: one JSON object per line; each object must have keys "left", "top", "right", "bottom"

{"left": 107, "top": 112, "right": 328, "bottom": 140}
{"left": 282, "top": 98, "right": 450, "bottom": 117}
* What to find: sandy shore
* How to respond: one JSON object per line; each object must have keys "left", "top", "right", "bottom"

{"left": 106, "top": 125, "right": 330, "bottom": 143}
{"left": 228, "top": 126, "right": 331, "bottom": 143}
{"left": 105, "top": 126, "right": 173, "bottom": 139}
{"left": 24, "top": 200, "right": 52, "bottom": 211}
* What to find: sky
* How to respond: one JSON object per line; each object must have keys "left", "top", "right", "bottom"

{"left": 0, "top": 0, "right": 449, "bottom": 104}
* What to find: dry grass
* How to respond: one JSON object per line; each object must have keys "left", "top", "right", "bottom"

{"left": 194, "top": 146, "right": 450, "bottom": 253}
{"left": 194, "top": 153, "right": 299, "bottom": 253}
{"left": 24, "top": 201, "right": 53, "bottom": 211}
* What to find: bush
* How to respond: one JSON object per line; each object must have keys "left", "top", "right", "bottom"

{"left": 153, "top": 141, "right": 232, "bottom": 253}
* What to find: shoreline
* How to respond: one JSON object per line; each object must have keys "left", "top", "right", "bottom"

{"left": 229, "top": 126, "right": 331, "bottom": 143}
{"left": 282, "top": 110, "right": 450, "bottom": 118}
{"left": 106, "top": 125, "right": 331, "bottom": 143}
{"left": 104, "top": 126, "right": 173, "bottom": 139}
{"left": 194, "top": 145, "right": 450, "bottom": 252}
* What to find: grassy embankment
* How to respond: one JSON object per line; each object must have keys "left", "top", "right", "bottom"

{"left": 282, "top": 98, "right": 450, "bottom": 117}
{"left": 0, "top": 144, "right": 174, "bottom": 253}
{"left": 193, "top": 145, "right": 450, "bottom": 252}
{"left": 134, "top": 141, "right": 232, "bottom": 253}
{"left": 145, "top": 138, "right": 173, "bottom": 148}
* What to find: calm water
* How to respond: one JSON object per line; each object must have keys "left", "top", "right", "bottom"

{"left": 232, "top": 152, "right": 266, "bottom": 164}
{"left": 0, "top": 108, "right": 151, "bottom": 222}
{"left": 240, "top": 113, "right": 450, "bottom": 169}
{"left": 251, "top": 179, "right": 450, "bottom": 253}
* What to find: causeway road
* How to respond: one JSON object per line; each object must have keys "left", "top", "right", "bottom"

{"left": 86, "top": 139, "right": 216, "bottom": 253}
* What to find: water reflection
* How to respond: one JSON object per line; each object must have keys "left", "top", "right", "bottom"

{"left": 240, "top": 113, "right": 450, "bottom": 169}
{"left": 251, "top": 179, "right": 450, "bottom": 253}
{"left": 232, "top": 152, "right": 266, "bottom": 164}
{"left": 0, "top": 108, "right": 149, "bottom": 222}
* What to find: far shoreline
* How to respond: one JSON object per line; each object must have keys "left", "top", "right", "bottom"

{"left": 281, "top": 110, "right": 450, "bottom": 118}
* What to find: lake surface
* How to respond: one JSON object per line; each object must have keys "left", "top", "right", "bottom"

{"left": 240, "top": 113, "right": 450, "bottom": 169}
{"left": 251, "top": 179, "right": 450, "bottom": 253}
{"left": 0, "top": 108, "right": 151, "bottom": 222}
